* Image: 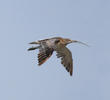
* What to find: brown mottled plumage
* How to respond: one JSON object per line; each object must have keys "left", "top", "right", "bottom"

{"left": 28, "top": 37, "right": 88, "bottom": 76}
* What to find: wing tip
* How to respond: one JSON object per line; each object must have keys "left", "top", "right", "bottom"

{"left": 70, "top": 72, "right": 73, "bottom": 76}
{"left": 70, "top": 66, "right": 73, "bottom": 76}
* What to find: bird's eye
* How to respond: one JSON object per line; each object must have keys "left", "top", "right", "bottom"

{"left": 55, "top": 40, "right": 60, "bottom": 44}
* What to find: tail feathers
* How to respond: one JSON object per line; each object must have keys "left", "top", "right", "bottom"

{"left": 29, "top": 41, "right": 39, "bottom": 44}
{"left": 28, "top": 46, "right": 40, "bottom": 51}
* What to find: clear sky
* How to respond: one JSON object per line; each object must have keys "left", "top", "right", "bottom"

{"left": 0, "top": 0, "right": 110, "bottom": 100}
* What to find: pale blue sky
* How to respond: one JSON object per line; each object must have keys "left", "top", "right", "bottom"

{"left": 0, "top": 0, "right": 110, "bottom": 100}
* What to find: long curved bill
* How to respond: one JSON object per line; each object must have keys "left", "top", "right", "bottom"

{"left": 72, "top": 40, "right": 89, "bottom": 47}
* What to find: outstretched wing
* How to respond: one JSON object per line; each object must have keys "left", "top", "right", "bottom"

{"left": 55, "top": 45, "right": 73, "bottom": 76}
{"left": 38, "top": 47, "right": 53, "bottom": 65}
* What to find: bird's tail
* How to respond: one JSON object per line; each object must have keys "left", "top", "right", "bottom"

{"left": 28, "top": 46, "right": 40, "bottom": 51}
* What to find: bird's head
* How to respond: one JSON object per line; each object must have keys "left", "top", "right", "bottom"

{"left": 64, "top": 38, "right": 89, "bottom": 47}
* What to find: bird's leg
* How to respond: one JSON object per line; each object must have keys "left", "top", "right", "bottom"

{"left": 28, "top": 46, "right": 40, "bottom": 51}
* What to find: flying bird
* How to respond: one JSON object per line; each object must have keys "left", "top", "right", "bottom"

{"left": 28, "top": 37, "right": 88, "bottom": 76}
